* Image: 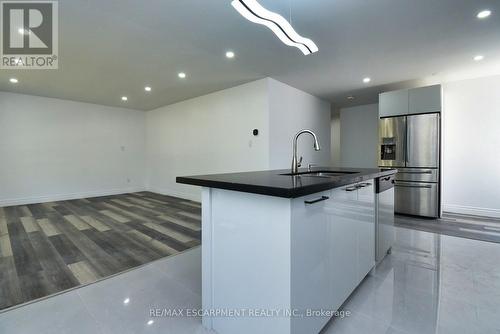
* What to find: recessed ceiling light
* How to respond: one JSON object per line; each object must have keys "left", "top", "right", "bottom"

{"left": 477, "top": 10, "right": 491, "bottom": 19}
{"left": 9, "top": 78, "right": 18, "bottom": 83}
{"left": 363, "top": 77, "right": 371, "bottom": 83}
{"left": 178, "top": 72, "right": 186, "bottom": 79}
{"left": 121, "top": 96, "right": 128, "bottom": 101}
{"left": 473, "top": 55, "right": 484, "bottom": 61}
{"left": 123, "top": 298, "right": 130, "bottom": 304}
{"left": 144, "top": 86, "right": 152, "bottom": 92}
{"left": 347, "top": 96, "right": 355, "bottom": 100}
{"left": 147, "top": 320, "right": 154, "bottom": 326}
{"left": 225, "top": 51, "right": 235, "bottom": 59}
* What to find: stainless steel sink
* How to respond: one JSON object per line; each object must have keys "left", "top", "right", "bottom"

{"left": 280, "top": 170, "right": 358, "bottom": 177}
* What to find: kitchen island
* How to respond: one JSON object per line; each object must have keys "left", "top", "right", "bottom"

{"left": 177, "top": 167, "right": 396, "bottom": 334}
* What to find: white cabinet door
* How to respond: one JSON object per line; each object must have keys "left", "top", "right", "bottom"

{"left": 327, "top": 184, "right": 359, "bottom": 306}
{"left": 291, "top": 190, "right": 333, "bottom": 334}
{"left": 379, "top": 89, "right": 409, "bottom": 117}
{"left": 409, "top": 85, "right": 441, "bottom": 114}
{"left": 328, "top": 181, "right": 375, "bottom": 302}
{"left": 290, "top": 183, "right": 376, "bottom": 334}
{"left": 355, "top": 181, "right": 375, "bottom": 281}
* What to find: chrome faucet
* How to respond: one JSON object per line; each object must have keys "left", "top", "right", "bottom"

{"left": 291, "top": 129, "right": 321, "bottom": 173}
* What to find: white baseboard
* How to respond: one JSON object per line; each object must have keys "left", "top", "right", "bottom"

{"left": 147, "top": 186, "right": 201, "bottom": 202}
{"left": 443, "top": 204, "right": 500, "bottom": 219}
{"left": 0, "top": 187, "right": 147, "bottom": 207}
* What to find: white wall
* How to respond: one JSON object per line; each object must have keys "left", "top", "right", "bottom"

{"left": 147, "top": 78, "right": 331, "bottom": 201}
{"left": 268, "top": 79, "right": 331, "bottom": 169}
{"left": 330, "top": 108, "right": 341, "bottom": 166}
{"left": 339, "top": 104, "right": 378, "bottom": 168}
{"left": 442, "top": 75, "right": 500, "bottom": 217}
{"left": 0, "top": 92, "right": 146, "bottom": 206}
{"left": 146, "top": 79, "right": 270, "bottom": 201}
{"left": 0, "top": 78, "right": 331, "bottom": 205}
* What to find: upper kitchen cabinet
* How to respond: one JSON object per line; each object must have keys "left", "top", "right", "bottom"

{"left": 409, "top": 85, "right": 442, "bottom": 114}
{"left": 379, "top": 89, "right": 409, "bottom": 117}
{"left": 379, "top": 85, "right": 442, "bottom": 118}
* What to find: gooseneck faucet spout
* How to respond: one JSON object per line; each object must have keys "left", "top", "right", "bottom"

{"left": 291, "top": 129, "right": 321, "bottom": 173}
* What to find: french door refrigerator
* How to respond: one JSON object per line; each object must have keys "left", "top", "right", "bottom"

{"left": 378, "top": 113, "right": 440, "bottom": 218}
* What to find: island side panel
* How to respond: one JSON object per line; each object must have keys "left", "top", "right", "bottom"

{"left": 203, "top": 188, "right": 293, "bottom": 334}
{"left": 201, "top": 187, "right": 213, "bottom": 328}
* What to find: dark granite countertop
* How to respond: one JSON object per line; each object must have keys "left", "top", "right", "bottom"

{"left": 176, "top": 167, "right": 397, "bottom": 198}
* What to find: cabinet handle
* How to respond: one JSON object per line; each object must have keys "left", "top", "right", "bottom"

{"left": 398, "top": 170, "right": 432, "bottom": 174}
{"left": 394, "top": 183, "right": 432, "bottom": 189}
{"left": 304, "top": 196, "right": 329, "bottom": 204}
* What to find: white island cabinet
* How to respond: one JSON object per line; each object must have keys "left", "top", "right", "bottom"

{"left": 201, "top": 180, "right": 375, "bottom": 334}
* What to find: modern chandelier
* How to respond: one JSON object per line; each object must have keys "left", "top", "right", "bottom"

{"left": 231, "top": 0, "right": 318, "bottom": 55}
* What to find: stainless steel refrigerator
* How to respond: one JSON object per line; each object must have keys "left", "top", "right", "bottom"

{"left": 378, "top": 113, "right": 440, "bottom": 218}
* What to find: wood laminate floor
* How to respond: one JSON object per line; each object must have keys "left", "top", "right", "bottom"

{"left": 0, "top": 192, "right": 201, "bottom": 311}
{"left": 395, "top": 212, "right": 500, "bottom": 244}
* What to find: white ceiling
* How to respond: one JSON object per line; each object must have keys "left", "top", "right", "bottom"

{"left": 1, "top": 0, "right": 499, "bottom": 110}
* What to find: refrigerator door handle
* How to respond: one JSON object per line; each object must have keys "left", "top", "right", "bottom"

{"left": 406, "top": 118, "right": 410, "bottom": 164}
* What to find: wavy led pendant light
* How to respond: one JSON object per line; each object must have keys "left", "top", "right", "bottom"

{"left": 231, "top": 0, "right": 318, "bottom": 55}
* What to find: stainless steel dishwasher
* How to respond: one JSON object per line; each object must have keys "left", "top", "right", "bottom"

{"left": 375, "top": 175, "right": 395, "bottom": 264}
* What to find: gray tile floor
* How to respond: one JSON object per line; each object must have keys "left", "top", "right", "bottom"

{"left": 395, "top": 212, "right": 500, "bottom": 244}
{"left": 1, "top": 226, "right": 500, "bottom": 333}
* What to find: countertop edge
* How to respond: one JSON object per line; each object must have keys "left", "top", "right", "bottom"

{"left": 176, "top": 169, "right": 397, "bottom": 199}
